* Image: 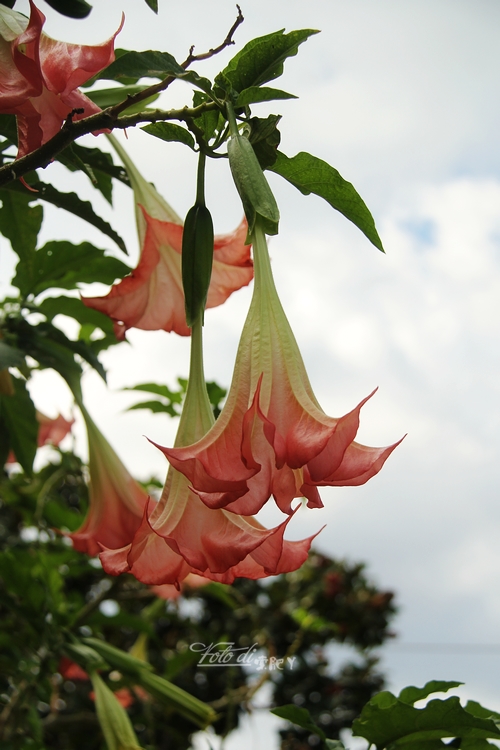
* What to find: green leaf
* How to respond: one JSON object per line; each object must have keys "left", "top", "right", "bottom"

{"left": 0, "top": 375, "right": 37, "bottom": 474}
{"left": 124, "top": 382, "right": 183, "bottom": 417}
{"left": 0, "top": 189, "right": 43, "bottom": 261}
{"left": 271, "top": 705, "right": 327, "bottom": 742}
{"left": 206, "top": 381, "right": 226, "bottom": 419}
{"left": 192, "top": 91, "right": 220, "bottom": 142}
{"left": 124, "top": 382, "right": 183, "bottom": 402}
{"left": 0, "top": 113, "right": 18, "bottom": 144}
{"left": 141, "top": 122, "right": 196, "bottom": 150}
{"left": 0, "top": 341, "right": 25, "bottom": 369}
{"left": 220, "top": 29, "right": 319, "bottom": 93}
{"left": 325, "top": 741, "right": 346, "bottom": 750}
{"left": 13, "top": 241, "right": 130, "bottom": 298}
{"left": 269, "top": 150, "right": 384, "bottom": 252}
{"left": 86, "top": 83, "right": 156, "bottom": 108}
{"left": 96, "top": 49, "right": 185, "bottom": 83}
{"left": 465, "top": 701, "right": 500, "bottom": 722}
{"left": 126, "top": 399, "right": 179, "bottom": 416}
{"left": 248, "top": 114, "right": 281, "bottom": 169}
{"left": 11, "top": 318, "right": 105, "bottom": 390}
{"left": 352, "top": 691, "right": 500, "bottom": 748}
{"left": 43, "top": 0, "right": 92, "bottom": 19}
{"left": 32, "top": 181, "right": 127, "bottom": 253}
{"left": 399, "top": 681, "right": 463, "bottom": 706}
{"left": 236, "top": 86, "right": 297, "bottom": 107}
{"left": 144, "top": 0, "right": 158, "bottom": 11}
{"left": 57, "top": 143, "right": 130, "bottom": 202}
{"left": 38, "top": 296, "right": 115, "bottom": 336}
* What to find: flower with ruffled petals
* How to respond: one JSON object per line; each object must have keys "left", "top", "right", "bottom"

{"left": 0, "top": 0, "right": 122, "bottom": 159}
{"left": 69, "top": 405, "right": 148, "bottom": 557}
{"left": 83, "top": 135, "right": 253, "bottom": 338}
{"left": 159, "top": 218, "right": 402, "bottom": 517}
{"left": 100, "top": 314, "right": 315, "bottom": 586}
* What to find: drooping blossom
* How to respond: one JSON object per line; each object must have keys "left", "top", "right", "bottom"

{"left": 159, "top": 218, "right": 403, "bottom": 517}
{"left": 83, "top": 135, "right": 253, "bottom": 338}
{"left": 6, "top": 409, "right": 73, "bottom": 464}
{"left": 69, "top": 405, "right": 148, "bottom": 557}
{"left": 0, "top": 0, "right": 122, "bottom": 159}
{"left": 100, "top": 315, "right": 316, "bottom": 586}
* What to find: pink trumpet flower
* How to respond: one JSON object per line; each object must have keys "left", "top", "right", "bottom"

{"left": 159, "top": 218, "right": 403, "bottom": 517}
{"left": 100, "top": 318, "right": 315, "bottom": 586}
{"left": 69, "top": 406, "right": 148, "bottom": 557}
{"left": 83, "top": 135, "right": 253, "bottom": 338}
{"left": 0, "top": 0, "right": 122, "bottom": 159}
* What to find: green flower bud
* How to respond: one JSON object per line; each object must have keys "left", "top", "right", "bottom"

{"left": 82, "top": 637, "right": 154, "bottom": 676}
{"left": 90, "top": 671, "right": 142, "bottom": 750}
{"left": 227, "top": 132, "right": 280, "bottom": 238}
{"left": 182, "top": 202, "right": 214, "bottom": 327}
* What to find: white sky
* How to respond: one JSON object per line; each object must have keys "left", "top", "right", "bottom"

{"left": 3, "top": 0, "right": 500, "bottom": 735}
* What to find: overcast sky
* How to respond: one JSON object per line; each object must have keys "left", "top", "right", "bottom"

{"left": 3, "top": 0, "right": 500, "bottom": 741}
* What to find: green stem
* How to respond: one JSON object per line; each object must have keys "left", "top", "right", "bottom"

{"left": 226, "top": 102, "right": 239, "bottom": 137}
{"left": 175, "top": 312, "right": 214, "bottom": 447}
{"left": 196, "top": 151, "right": 207, "bottom": 205}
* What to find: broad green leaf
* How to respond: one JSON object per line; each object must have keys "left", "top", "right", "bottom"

{"left": 86, "top": 83, "right": 157, "bottom": 108}
{"left": 2, "top": 179, "right": 127, "bottom": 253}
{"left": 144, "top": 0, "right": 158, "bottom": 11}
{"left": 206, "top": 381, "right": 226, "bottom": 419}
{"left": 142, "top": 122, "right": 196, "bottom": 150}
{"left": 38, "top": 295, "right": 115, "bottom": 334}
{"left": 0, "top": 375, "right": 37, "bottom": 474}
{"left": 248, "top": 114, "right": 281, "bottom": 169}
{"left": 124, "top": 382, "right": 183, "bottom": 417}
{"left": 192, "top": 91, "right": 220, "bottom": 142}
{"left": 179, "top": 70, "right": 214, "bottom": 96}
{"left": 11, "top": 318, "right": 105, "bottom": 390}
{"left": 124, "top": 383, "right": 183, "bottom": 402}
{"left": 13, "top": 241, "right": 130, "bottom": 298}
{"left": 219, "top": 29, "right": 319, "bottom": 93}
{"left": 271, "top": 705, "right": 326, "bottom": 741}
{"left": 269, "top": 150, "right": 384, "bottom": 252}
{"left": 465, "top": 701, "right": 500, "bottom": 722}
{"left": 399, "top": 681, "right": 463, "bottom": 706}
{"left": 57, "top": 143, "right": 130, "bottom": 199}
{"left": 236, "top": 86, "right": 297, "bottom": 107}
{"left": 96, "top": 49, "right": 185, "bottom": 82}
{"left": 352, "top": 693, "right": 500, "bottom": 747}
{"left": 0, "top": 113, "right": 17, "bottom": 144}
{"left": 0, "top": 189, "right": 43, "bottom": 261}
{"left": 37, "top": 296, "right": 117, "bottom": 354}
{"left": 43, "top": 0, "right": 92, "bottom": 19}
{"left": 0, "top": 341, "right": 25, "bottom": 369}
{"left": 126, "top": 399, "right": 179, "bottom": 416}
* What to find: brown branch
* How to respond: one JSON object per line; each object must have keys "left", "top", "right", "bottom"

{"left": 0, "top": 101, "right": 217, "bottom": 188}
{"left": 183, "top": 5, "right": 244, "bottom": 66}
{"left": 0, "top": 7, "right": 244, "bottom": 188}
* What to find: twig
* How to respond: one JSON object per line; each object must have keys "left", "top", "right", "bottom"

{"left": 183, "top": 5, "right": 244, "bottom": 66}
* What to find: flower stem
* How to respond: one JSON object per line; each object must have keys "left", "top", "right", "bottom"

{"left": 175, "top": 312, "right": 214, "bottom": 447}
